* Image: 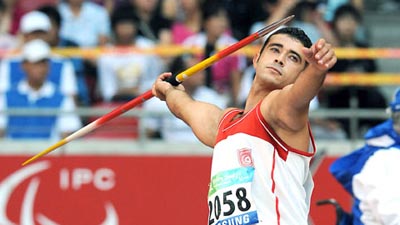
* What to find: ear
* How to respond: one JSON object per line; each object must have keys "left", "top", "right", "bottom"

{"left": 252, "top": 52, "right": 260, "bottom": 68}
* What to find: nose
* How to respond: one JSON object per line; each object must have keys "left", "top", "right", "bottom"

{"left": 274, "top": 57, "right": 284, "bottom": 66}
{"left": 274, "top": 53, "right": 285, "bottom": 66}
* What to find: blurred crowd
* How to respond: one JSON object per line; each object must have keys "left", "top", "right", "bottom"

{"left": 0, "top": 0, "right": 392, "bottom": 141}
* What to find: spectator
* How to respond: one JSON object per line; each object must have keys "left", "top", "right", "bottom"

{"left": 323, "top": 0, "right": 367, "bottom": 43}
{"left": 58, "top": 0, "right": 111, "bottom": 47}
{"left": 290, "top": 1, "right": 338, "bottom": 45}
{"left": 159, "top": 0, "right": 179, "bottom": 21}
{"left": 58, "top": 0, "right": 111, "bottom": 104}
{"left": 249, "top": 0, "right": 298, "bottom": 44}
{"left": 0, "top": 39, "right": 82, "bottom": 139}
{"left": 0, "top": 10, "right": 79, "bottom": 102}
{"left": 171, "top": 0, "right": 202, "bottom": 44}
{"left": 18, "top": 10, "right": 52, "bottom": 45}
{"left": 124, "top": 0, "right": 172, "bottom": 45}
{"left": 38, "top": 4, "right": 79, "bottom": 47}
{"left": 0, "top": 0, "right": 24, "bottom": 36}
{"left": 0, "top": 0, "right": 18, "bottom": 50}
{"left": 323, "top": 4, "right": 387, "bottom": 138}
{"left": 330, "top": 88, "right": 400, "bottom": 225}
{"left": 323, "top": 0, "right": 364, "bottom": 22}
{"left": 183, "top": 1, "right": 246, "bottom": 106}
{"left": 142, "top": 53, "right": 227, "bottom": 141}
{"left": 38, "top": 5, "right": 90, "bottom": 106}
{"left": 212, "top": 0, "right": 264, "bottom": 40}
{"left": 96, "top": 6, "right": 163, "bottom": 102}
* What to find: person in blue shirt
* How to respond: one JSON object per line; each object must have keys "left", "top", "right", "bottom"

{"left": 0, "top": 39, "right": 82, "bottom": 139}
{"left": 330, "top": 88, "right": 400, "bottom": 225}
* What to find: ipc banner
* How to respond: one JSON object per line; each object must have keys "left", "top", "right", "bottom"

{"left": 0, "top": 156, "right": 211, "bottom": 225}
{"left": 0, "top": 155, "right": 350, "bottom": 225}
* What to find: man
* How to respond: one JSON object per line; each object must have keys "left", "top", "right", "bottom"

{"left": 152, "top": 27, "right": 336, "bottom": 224}
{"left": 58, "top": 0, "right": 111, "bottom": 47}
{"left": 330, "top": 88, "right": 400, "bottom": 225}
{"left": 18, "top": 10, "right": 52, "bottom": 44}
{"left": 38, "top": 5, "right": 79, "bottom": 47}
{"left": 97, "top": 6, "right": 162, "bottom": 102}
{"left": 0, "top": 11, "right": 78, "bottom": 101}
{"left": 0, "top": 39, "right": 82, "bottom": 139}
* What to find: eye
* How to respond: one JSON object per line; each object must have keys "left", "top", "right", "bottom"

{"left": 288, "top": 54, "right": 300, "bottom": 63}
{"left": 269, "top": 47, "right": 279, "bottom": 53}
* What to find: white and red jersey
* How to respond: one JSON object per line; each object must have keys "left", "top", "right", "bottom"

{"left": 208, "top": 102, "right": 316, "bottom": 225}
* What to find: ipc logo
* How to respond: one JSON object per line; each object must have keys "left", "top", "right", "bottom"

{"left": 0, "top": 161, "right": 119, "bottom": 225}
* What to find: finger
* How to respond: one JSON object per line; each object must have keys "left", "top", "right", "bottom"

{"left": 159, "top": 72, "right": 172, "bottom": 81}
{"left": 315, "top": 44, "right": 330, "bottom": 61}
{"left": 316, "top": 44, "right": 334, "bottom": 64}
{"left": 324, "top": 56, "right": 337, "bottom": 69}
{"left": 318, "top": 47, "right": 335, "bottom": 65}
{"left": 302, "top": 47, "right": 313, "bottom": 60}
{"left": 315, "top": 38, "right": 326, "bottom": 50}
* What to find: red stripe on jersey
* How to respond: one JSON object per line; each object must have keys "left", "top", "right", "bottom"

{"left": 216, "top": 102, "right": 315, "bottom": 160}
{"left": 272, "top": 147, "right": 281, "bottom": 225}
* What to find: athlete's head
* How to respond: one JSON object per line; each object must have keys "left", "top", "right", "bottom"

{"left": 259, "top": 27, "right": 312, "bottom": 56}
{"left": 252, "top": 26, "right": 313, "bottom": 87}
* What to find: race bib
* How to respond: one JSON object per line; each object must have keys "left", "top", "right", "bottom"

{"left": 208, "top": 167, "right": 259, "bottom": 225}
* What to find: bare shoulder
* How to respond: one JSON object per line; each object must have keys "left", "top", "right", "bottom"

{"left": 259, "top": 85, "right": 297, "bottom": 128}
{"left": 260, "top": 86, "right": 291, "bottom": 111}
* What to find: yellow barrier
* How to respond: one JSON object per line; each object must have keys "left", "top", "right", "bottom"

{"left": 334, "top": 48, "right": 400, "bottom": 59}
{"left": 1, "top": 46, "right": 400, "bottom": 59}
{"left": 1, "top": 46, "right": 399, "bottom": 87}
{"left": 325, "top": 73, "right": 400, "bottom": 86}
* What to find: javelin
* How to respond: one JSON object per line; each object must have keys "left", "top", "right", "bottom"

{"left": 22, "top": 15, "right": 294, "bottom": 166}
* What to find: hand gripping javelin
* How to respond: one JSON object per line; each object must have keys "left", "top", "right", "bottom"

{"left": 22, "top": 15, "right": 294, "bottom": 166}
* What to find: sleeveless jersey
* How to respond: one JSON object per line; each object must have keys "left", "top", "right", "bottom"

{"left": 208, "top": 102, "right": 316, "bottom": 225}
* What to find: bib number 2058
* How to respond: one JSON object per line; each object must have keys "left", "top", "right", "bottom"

{"left": 208, "top": 187, "right": 258, "bottom": 225}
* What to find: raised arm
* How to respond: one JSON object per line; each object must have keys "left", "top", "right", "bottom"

{"left": 290, "top": 38, "right": 336, "bottom": 111}
{"left": 264, "top": 38, "right": 336, "bottom": 150}
{"left": 152, "top": 72, "right": 225, "bottom": 147}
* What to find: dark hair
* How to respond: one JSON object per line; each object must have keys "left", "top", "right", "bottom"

{"left": 169, "top": 54, "right": 195, "bottom": 75}
{"left": 0, "top": 1, "right": 4, "bottom": 12}
{"left": 259, "top": 27, "right": 312, "bottom": 54}
{"left": 38, "top": 5, "right": 62, "bottom": 28}
{"left": 111, "top": 6, "right": 139, "bottom": 30}
{"left": 333, "top": 4, "right": 362, "bottom": 24}
{"left": 291, "top": 1, "right": 318, "bottom": 21}
{"left": 201, "top": 1, "right": 226, "bottom": 22}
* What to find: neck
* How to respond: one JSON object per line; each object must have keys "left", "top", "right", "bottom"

{"left": 116, "top": 38, "right": 135, "bottom": 46}
{"left": 244, "top": 81, "right": 272, "bottom": 112}
{"left": 206, "top": 34, "right": 219, "bottom": 45}
{"left": 185, "top": 11, "right": 201, "bottom": 31}
{"left": 70, "top": 3, "right": 82, "bottom": 16}
{"left": 137, "top": 10, "right": 151, "bottom": 22}
{"left": 28, "top": 81, "right": 44, "bottom": 91}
